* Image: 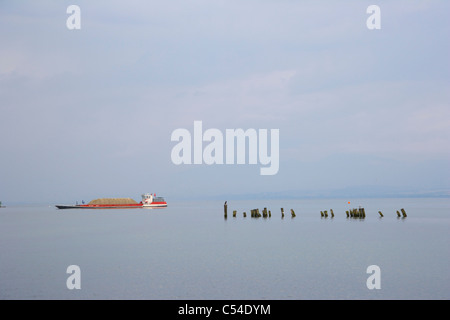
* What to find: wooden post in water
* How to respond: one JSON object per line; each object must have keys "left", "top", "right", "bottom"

{"left": 290, "top": 209, "right": 296, "bottom": 218}
{"left": 378, "top": 211, "right": 383, "bottom": 217}
{"left": 263, "top": 207, "right": 268, "bottom": 218}
{"left": 243, "top": 212, "right": 246, "bottom": 218}
{"left": 281, "top": 208, "right": 285, "bottom": 219}
{"left": 320, "top": 211, "right": 324, "bottom": 217}
{"left": 268, "top": 210, "right": 271, "bottom": 218}
{"left": 324, "top": 210, "right": 328, "bottom": 218}
{"left": 396, "top": 210, "right": 401, "bottom": 218}
{"left": 346, "top": 210, "right": 349, "bottom": 218}
{"left": 330, "top": 209, "right": 334, "bottom": 218}
{"left": 224, "top": 201, "right": 228, "bottom": 219}
{"left": 401, "top": 208, "right": 407, "bottom": 218}
{"left": 233, "top": 210, "right": 237, "bottom": 217}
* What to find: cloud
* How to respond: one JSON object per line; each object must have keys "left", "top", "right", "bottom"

{"left": 0, "top": 1, "right": 449, "bottom": 202}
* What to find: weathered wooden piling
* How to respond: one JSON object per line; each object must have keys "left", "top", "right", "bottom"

{"left": 233, "top": 210, "right": 237, "bottom": 217}
{"left": 378, "top": 211, "right": 384, "bottom": 217}
{"left": 396, "top": 210, "right": 401, "bottom": 218}
{"left": 268, "top": 210, "right": 271, "bottom": 218}
{"left": 347, "top": 207, "right": 365, "bottom": 219}
{"left": 320, "top": 211, "right": 324, "bottom": 217}
{"left": 262, "top": 207, "right": 268, "bottom": 218}
{"left": 324, "top": 210, "right": 328, "bottom": 218}
{"left": 330, "top": 209, "right": 334, "bottom": 218}
{"left": 224, "top": 201, "right": 227, "bottom": 218}
{"left": 401, "top": 208, "right": 407, "bottom": 218}
{"left": 243, "top": 211, "right": 246, "bottom": 217}
{"left": 290, "top": 209, "right": 296, "bottom": 218}
{"left": 281, "top": 208, "right": 285, "bottom": 218}
{"left": 251, "top": 208, "right": 261, "bottom": 218}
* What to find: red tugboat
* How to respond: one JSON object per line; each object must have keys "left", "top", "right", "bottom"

{"left": 55, "top": 193, "right": 167, "bottom": 209}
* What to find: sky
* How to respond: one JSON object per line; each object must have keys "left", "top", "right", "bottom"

{"left": 0, "top": 0, "right": 449, "bottom": 204}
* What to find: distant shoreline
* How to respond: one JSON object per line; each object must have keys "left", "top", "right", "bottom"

{"left": 2, "top": 195, "right": 449, "bottom": 207}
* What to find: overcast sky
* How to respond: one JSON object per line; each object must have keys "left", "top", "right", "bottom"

{"left": 1, "top": 1, "right": 449, "bottom": 204}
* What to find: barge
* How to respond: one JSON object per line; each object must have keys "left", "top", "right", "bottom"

{"left": 55, "top": 193, "right": 167, "bottom": 209}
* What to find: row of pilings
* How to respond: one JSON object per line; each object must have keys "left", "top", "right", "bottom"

{"left": 224, "top": 202, "right": 407, "bottom": 219}
{"left": 344, "top": 207, "right": 366, "bottom": 219}
{"left": 224, "top": 202, "right": 296, "bottom": 219}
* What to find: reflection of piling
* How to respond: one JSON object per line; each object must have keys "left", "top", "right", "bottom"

{"left": 224, "top": 201, "right": 228, "bottom": 219}
{"left": 378, "top": 211, "right": 384, "bottom": 217}
{"left": 290, "top": 209, "right": 296, "bottom": 218}
{"left": 281, "top": 208, "right": 285, "bottom": 219}
{"left": 401, "top": 208, "right": 407, "bottom": 218}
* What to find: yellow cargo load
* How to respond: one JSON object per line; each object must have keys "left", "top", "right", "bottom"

{"left": 88, "top": 198, "right": 138, "bottom": 205}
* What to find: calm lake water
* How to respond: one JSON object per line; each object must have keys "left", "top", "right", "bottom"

{"left": 0, "top": 198, "right": 449, "bottom": 300}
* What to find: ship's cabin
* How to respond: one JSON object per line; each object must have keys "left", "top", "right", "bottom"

{"left": 142, "top": 193, "right": 154, "bottom": 200}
